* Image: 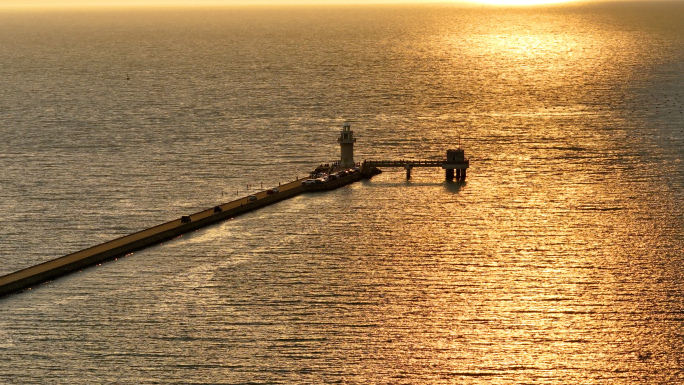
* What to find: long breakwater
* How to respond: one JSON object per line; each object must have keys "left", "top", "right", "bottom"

{"left": 0, "top": 172, "right": 365, "bottom": 299}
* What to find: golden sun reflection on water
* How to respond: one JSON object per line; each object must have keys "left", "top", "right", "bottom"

{"left": 470, "top": 0, "right": 575, "bottom": 5}
{"left": 431, "top": 8, "right": 649, "bottom": 121}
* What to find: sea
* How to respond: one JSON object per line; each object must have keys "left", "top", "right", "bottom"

{"left": 0, "top": 2, "right": 683, "bottom": 384}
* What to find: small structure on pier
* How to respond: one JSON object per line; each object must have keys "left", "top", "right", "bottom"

{"left": 338, "top": 123, "right": 356, "bottom": 168}
{"left": 442, "top": 148, "right": 469, "bottom": 181}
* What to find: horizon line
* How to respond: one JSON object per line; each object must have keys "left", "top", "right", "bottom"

{"left": 1, "top": 0, "right": 669, "bottom": 11}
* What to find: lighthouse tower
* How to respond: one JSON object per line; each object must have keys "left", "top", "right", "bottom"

{"left": 337, "top": 122, "right": 356, "bottom": 168}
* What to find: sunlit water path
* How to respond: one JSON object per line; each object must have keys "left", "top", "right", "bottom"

{"left": 0, "top": 3, "right": 682, "bottom": 383}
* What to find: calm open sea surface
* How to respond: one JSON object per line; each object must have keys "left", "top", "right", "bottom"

{"left": 1, "top": 3, "right": 683, "bottom": 384}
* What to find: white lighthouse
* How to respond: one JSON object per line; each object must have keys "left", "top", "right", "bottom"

{"left": 337, "top": 122, "right": 356, "bottom": 168}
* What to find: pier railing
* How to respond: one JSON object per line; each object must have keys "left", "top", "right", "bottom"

{"left": 362, "top": 158, "right": 469, "bottom": 180}
{"left": 366, "top": 160, "right": 443, "bottom": 168}
{"left": 364, "top": 159, "right": 468, "bottom": 169}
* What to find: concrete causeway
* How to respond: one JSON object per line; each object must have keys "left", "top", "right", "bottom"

{"left": 0, "top": 172, "right": 364, "bottom": 299}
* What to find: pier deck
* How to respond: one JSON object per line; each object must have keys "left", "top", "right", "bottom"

{"left": 364, "top": 155, "right": 469, "bottom": 180}
{"left": 0, "top": 173, "right": 363, "bottom": 299}
{"left": 365, "top": 159, "right": 468, "bottom": 169}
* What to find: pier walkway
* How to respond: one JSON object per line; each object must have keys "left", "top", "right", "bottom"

{"left": 365, "top": 160, "right": 445, "bottom": 168}
{"left": 0, "top": 172, "right": 364, "bottom": 299}
{"left": 364, "top": 149, "right": 469, "bottom": 180}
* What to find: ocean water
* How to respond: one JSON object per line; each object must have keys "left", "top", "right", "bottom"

{"left": 1, "top": 2, "right": 683, "bottom": 383}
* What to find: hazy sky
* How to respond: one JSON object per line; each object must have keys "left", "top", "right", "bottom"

{"left": 0, "top": 0, "right": 461, "bottom": 6}
{"left": 0, "top": 0, "right": 595, "bottom": 8}
{"left": 0, "top": 0, "right": 654, "bottom": 8}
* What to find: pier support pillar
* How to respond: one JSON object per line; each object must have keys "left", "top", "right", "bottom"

{"left": 455, "top": 169, "right": 461, "bottom": 181}
{"left": 446, "top": 169, "right": 454, "bottom": 181}
{"left": 405, "top": 164, "right": 413, "bottom": 180}
{"left": 461, "top": 169, "right": 466, "bottom": 181}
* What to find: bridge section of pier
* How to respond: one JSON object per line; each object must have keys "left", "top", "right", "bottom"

{"left": 362, "top": 148, "right": 470, "bottom": 180}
